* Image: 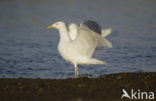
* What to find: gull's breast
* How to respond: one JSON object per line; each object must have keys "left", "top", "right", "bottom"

{"left": 58, "top": 43, "right": 85, "bottom": 64}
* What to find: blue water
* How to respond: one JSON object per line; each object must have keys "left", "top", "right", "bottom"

{"left": 0, "top": 0, "right": 156, "bottom": 78}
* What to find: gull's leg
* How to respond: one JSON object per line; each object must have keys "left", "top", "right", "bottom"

{"left": 74, "top": 67, "right": 76, "bottom": 77}
{"left": 74, "top": 64, "right": 79, "bottom": 77}
{"left": 76, "top": 66, "right": 78, "bottom": 77}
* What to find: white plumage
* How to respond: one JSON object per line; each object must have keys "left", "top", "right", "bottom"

{"left": 47, "top": 21, "right": 112, "bottom": 77}
{"left": 69, "top": 23, "right": 112, "bottom": 48}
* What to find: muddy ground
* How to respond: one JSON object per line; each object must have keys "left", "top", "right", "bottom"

{"left": 0, "top": 72, "right": 156, "bottom": 101}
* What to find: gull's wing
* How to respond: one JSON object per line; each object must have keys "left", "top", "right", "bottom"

{"left": 80, "top": 20, "right": 101, "bottom": 35}
{"left": 69, "top": 27, "right": 97, "bottom": 58}
{"left": 102, "top": 28, "right": 112, "bottom": 37}
{"left": 80, "top": 21, "right": 112, "bottom": 48}
{"left": 81, "top": 20, "right": 112, "bottom": 37}
{"left": 69, "top": 29, "right": 77, "bottom": 40}
{"left": 80, "top": 26, "right": 112, "bottom": 48}
{"left": 70, "top": 27, "right": 112, "bottom": 58}
{"left": 97, "top": 37, "right": 112, "bottom": 48}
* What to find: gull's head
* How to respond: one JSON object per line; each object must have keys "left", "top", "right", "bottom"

{"left": 47, "top": 21, "right": 66, "bottom": 30}
{"left": 68, "top": 23, "right": 78, "bottom": 31}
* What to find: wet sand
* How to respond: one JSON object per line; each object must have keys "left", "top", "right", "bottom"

{"left": 0, "top": 72, "right": 155, "bottom": 101}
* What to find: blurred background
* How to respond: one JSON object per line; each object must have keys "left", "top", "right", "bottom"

{"left": 0, "top": 0, "right": 156, "bottom": 78}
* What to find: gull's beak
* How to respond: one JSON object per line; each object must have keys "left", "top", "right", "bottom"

{"left": 47, "top": 25, "right": 54, "bottom": 29}
{"left": 67, "top": 28, "right": 70, "bottom": 31}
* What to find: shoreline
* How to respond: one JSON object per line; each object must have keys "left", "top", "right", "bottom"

{"left": 0, "top": 72, "right": 156, "bottom": 101}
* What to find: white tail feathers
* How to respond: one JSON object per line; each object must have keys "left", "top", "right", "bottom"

{"left": 86, "top": 58, "right": 107, "bottom": 65}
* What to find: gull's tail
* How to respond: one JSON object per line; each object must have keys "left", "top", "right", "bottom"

{"left": 83, "top": 58, "right": 107, "bottom": 65}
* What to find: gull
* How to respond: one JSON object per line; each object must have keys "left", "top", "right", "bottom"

{"left": 47, "top": 21, "right": 111, "bottom": 77}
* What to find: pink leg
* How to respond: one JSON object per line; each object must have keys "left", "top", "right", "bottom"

{"left": 74, "top": 64, "right": 79, "bottom": 77}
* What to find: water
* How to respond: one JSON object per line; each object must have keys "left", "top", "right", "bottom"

{"left": 0, "top": 0, "right": 156, "bottom": 78}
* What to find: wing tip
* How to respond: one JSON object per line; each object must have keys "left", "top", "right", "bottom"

{"left": 102, "top": 28, "right": 113, "bottom": 37}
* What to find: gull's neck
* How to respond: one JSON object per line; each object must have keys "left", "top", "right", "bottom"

{"left": 58, "top": 27, "right": 71, "bottom": 43}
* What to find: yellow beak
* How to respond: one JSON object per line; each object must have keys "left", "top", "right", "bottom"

{"left": 67, "top": 28, "right": 70, "bottom": 31}
{"left": 47, "top": 25, "right": 54, "bottom": 29}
